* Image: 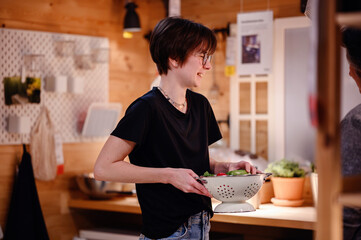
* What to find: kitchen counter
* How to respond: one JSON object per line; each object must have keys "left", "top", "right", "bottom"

{"left": 68, "top": 195, "right": 316, "bottom": 231}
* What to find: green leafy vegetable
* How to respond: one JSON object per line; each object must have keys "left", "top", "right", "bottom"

{"left": 226, "top": 169, "right": 249, "bottom": 175}
{"left": 265, "top": 159, "right": 305, "bottom": 178}
{"left": 203, "top": 171, "right": 215, "bottom": 177}
{"left": 202, "top": 169, "right": 250, "bottom": 177}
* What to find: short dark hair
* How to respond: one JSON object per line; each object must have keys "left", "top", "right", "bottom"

{"left": 150, "top": 17, "right": 217, "bottom": 75}
{"left": 342, "top": 27, "right": 361, "bottom": 78}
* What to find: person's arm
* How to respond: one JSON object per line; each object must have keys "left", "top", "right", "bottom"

{"left": 209, "top": 156, "right": 260, "bottom": 175}
{"left": 94, "top": 135, "right": 211, "bottom": 197}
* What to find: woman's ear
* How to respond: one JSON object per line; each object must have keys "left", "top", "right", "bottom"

{"left": 349, "top": 65, "right": 357, "bottom": 79}
{"left": 349, "top": 65, "right": 361, "bottom": 94}
{"left": 169, "top": 58, "right": 179, "bottom": 68}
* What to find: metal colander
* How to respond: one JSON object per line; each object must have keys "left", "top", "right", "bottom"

{"left": 200, "top": 173, "right": 271, "bottom": 213}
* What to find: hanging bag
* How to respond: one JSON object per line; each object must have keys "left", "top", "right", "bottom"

{"left": 30, "top": 106, "right": 57, "bottom": 181}
{"left": 4, "top": 145, "right": 50, "bottom": 240}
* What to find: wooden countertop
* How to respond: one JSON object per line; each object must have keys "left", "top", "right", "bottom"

{"left": 69, "top": 195, "right": 142, "bottom": 214}
{"left": 68, "top": 195, "right": 316, "bottom": 230}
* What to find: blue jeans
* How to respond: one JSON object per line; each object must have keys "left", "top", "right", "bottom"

{"left": 344, "top": 207, "right": 361, "bottom": 240}
{"left": 139, "top": 210, "right": 211, "bottom": 240}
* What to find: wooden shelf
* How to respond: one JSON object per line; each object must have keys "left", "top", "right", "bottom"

{"left": 338, "top": 193, "right": 361, "bottom": 208}
{"left": 68, "top": 196, "right": 316, "bottom": 231}
{"left": 68, "top": 195, "right": 142, "bottom": 214}
{"left": 211, "top": 203, "right": 315, "bottom": 230}
{"left": 336, "top": 12, "right": 361, "bottom": 28}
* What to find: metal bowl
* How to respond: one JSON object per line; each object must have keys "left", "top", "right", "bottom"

{"left": 201, "top": 173, "right": 271, "bottom": 213}
{"left": 75, "top": 173, "right": 123, "bottom": 200}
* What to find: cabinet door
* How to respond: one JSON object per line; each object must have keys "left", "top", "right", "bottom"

{"left": 230, "top": 74, "right": 269, "bottom": 160}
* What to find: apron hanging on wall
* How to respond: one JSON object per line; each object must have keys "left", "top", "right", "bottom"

{"left": 4, "top": 144, "right": 49, "bottom": 240}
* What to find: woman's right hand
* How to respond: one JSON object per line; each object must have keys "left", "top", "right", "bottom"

{"left": 165, "top": 168, "right": 212, "bottom": 198}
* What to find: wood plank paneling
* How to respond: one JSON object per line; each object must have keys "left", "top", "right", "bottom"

{"left": 256, "top": 82, "right": 267, "bottom": 114}
{"left": 239, "top": 120, "right": 251, "bottom": 151}
{"left": 239, "top": 82, "right": 251, "bottom": 114}
{"left": 256, "top": 120, "right": 268, "bottom": 159}
{"left": 182, "top": 0, "right": 303, "bottom": 28}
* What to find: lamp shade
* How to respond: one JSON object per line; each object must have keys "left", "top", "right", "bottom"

{"left": 124, "top": 2, "right": 141, "bottom": 32}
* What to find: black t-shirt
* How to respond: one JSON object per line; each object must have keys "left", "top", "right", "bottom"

{"left": 111, "top": 87, "right": 222, "bottom": 239}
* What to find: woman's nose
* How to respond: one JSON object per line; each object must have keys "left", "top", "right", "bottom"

{"left": 203, "top": 60, "right": 212, "bottom": 70}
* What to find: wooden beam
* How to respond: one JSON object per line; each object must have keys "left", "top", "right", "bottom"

{"left": 315, "top": 0, "right": 342, "bottom": 239}
{"left": 339, "top": 193, "right": 361, "bottom": 208}
{"left": 336, "top": 12, "right": 361, "bottom": 29}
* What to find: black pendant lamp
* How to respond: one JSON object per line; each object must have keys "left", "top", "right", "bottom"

{"left": 123, "top": 2, "right": 141, "bottom": 33}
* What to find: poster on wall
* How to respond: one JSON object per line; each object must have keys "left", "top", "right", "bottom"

{"left": 237, "top": 11, "right": 273, "bottom": 75}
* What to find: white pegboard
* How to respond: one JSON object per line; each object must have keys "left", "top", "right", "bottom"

{"left": 0, "top": 28, "right": 109, "bottom": 144}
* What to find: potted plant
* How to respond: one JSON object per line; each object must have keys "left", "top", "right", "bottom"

{"left": 265, "top": 159, "right": 306, "bottom": 206}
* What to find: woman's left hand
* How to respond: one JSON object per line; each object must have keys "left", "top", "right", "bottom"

{"left": 227, "top": 161, "right": 261, "bottom": 174}
{"left": 212, "top": 160, "right": 261, "bottom": 175}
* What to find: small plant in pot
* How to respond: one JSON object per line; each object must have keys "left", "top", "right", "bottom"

{"left": 265, "top": 159, "right": 306, "bottom": 207}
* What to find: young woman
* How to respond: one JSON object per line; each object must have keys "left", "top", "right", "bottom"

{"left": 94, "top": 17, "right": 259, "bottom": 240}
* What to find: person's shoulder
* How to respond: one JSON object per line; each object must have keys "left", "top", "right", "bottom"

{"left": 351, "top": 104, "right": 361, "bottom": 129}
{"left": 126, "top": 89, "right": 157, "bottom": 112}
{"left": 344, "top": 103, "right": 361, "bottom": 119}
{"left": 133, "top": 88, "right": 159, "bottom": 104}
{"left": 188, "top": 89, "right": 209, "bottom": 103}
{"left": 342, "top": 103, "right": 361, "bottom": 130}
{"left": 140, "top": 88, "right": 158, "bottom": 102}
{"left": 352, "top": 103, "right": 361, "bottom": 112}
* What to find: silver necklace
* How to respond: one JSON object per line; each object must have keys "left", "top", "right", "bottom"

{"left": 157, "top": 86, "right": 187, "bottom": 110}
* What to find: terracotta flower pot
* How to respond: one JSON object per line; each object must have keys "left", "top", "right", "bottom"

{"left": 259, "top": 181, "right": 275, "bottom": 203}
{"left": 271, "top": 177, "right": 305, "bottom": 200}
{"left": 310, "top": 173, "right": 318, "bottom": 206}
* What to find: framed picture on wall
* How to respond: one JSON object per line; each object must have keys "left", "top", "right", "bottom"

{"left": 237, "top": 11, "right": 273, "bottom": 75}
{"left": 3, "top": 76, "right": 41, "bottom": 105}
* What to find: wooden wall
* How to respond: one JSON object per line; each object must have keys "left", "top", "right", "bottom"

{"left": 0, "top": 0, "right": 302, "bottom": 239}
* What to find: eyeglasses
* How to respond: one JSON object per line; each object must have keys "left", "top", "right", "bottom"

{"left": 201, "top": 53, "right": 212, "bottom": 66}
